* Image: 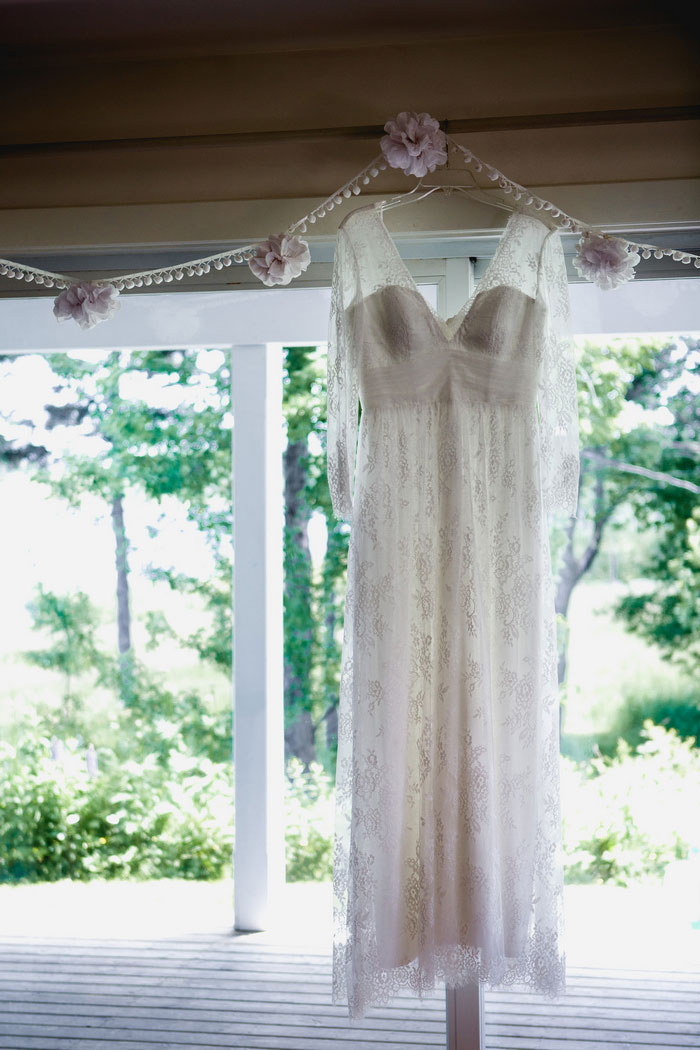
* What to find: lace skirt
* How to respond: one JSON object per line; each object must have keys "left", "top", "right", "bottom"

{"left": 332, "top": 400, "right": 566, "bottom": 1017}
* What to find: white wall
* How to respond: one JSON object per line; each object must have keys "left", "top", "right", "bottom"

{"left": 0, "top": 288, "right": 332, "bottom": 353}
{"left": 569, "top": 278, "right": 700, "bottom": 336}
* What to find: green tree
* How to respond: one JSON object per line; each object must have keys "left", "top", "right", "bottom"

{"left": 281, "top": 346, "right": 350, "bottom": 769}
{"left": 554, "top": 336, "right": 655, "bottom": 689}
{"left": 614, "top": 336, "right": 700, "bottom": 672}
{"left": 553, "top": 336, "right": 700, "bottom": 687}
{"left": 282, "top": 347, "right": 317, "bottom": 766}
{"left": 313, "top": 524, "right": 348, "bottom": 759}
{"left": 38, "top": 350, "right": 232, "bottom": 704}
{"left": 24, "top": 586, "right": 104, "bottom": 725}
{"left": 2, "top": 348, "right": 350, "bottom": 767}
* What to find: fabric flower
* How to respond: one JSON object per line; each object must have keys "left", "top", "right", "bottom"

{"left": 249, "top": 234, "right": 311, "bottom": 287}
{"left": 53, "top": 282, "right": 120, "bottom": 329}
{"left": 573, "top": 233, "right": 640, "bottom": 290}
{"left": 380, "top": 111, "right": 447, "bottom": 177}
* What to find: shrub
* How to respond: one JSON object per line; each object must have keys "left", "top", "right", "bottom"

{"left": 0, "top": 717, "right": 339, "bottom": 885}
{"left": 284, "top": 758, "right": 334, "bottom": 882}
{"left": 14, "top": 716, "right": 695, "bottom": 891}
{"left": 0, "top": 719, "right": 233, "bottom": 883}
{"left": 604, "top": 693, "right": 700, "bottom": 754}
{"left": 563, "top": 722, "right": 700, "bottom": 886}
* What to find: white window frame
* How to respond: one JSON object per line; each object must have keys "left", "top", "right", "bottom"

{"left": 1, "top": 259, "right": 698, "bottom": 1050}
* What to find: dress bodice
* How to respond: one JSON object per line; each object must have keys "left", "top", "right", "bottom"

{"left": 355, "top": 282, "right": 545, "bottom": 408}
{"left": 327, "top": 201, "right": 580, "bottom": 522}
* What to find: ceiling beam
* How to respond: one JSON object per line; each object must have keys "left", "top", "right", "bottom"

{"left": 2, "top": 106, "right": 699, "bottom": 157}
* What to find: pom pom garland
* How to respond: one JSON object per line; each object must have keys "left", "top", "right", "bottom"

{"left": 53, "top": 281, "right": 121, "bottom": 330}
{"left": 380, "top": 111, "right": 447, "bottom": 177}
{"left": 248, "top": 233, "right": 311, "bottom": 287}
{"left": 572, "top": 233, "right": 641, "bottom": 290}
{"left": 0, "top": 110, "right": 696, "bottom": 328}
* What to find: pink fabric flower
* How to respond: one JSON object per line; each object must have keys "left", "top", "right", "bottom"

{"left": 380, "top": 111, "right": 447, "bottom": 177}
{"left": 249, "top": 234, "right": 311, "bottom": 287}
{"left": 53, "top": 282, "right": 120, "bottom": 329}
{"left": 573, "top": 233, "right": 640, "bottom": 291}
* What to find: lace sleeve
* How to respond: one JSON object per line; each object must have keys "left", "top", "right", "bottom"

{"left": 327, "top": 224, "right": 361, "bottom": 521}
{"left": 537, "top": 229, "right": 580, "bottom": 518}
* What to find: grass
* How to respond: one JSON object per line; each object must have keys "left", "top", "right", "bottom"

{"left": 563, "top": 579, "right": 698, "bottom": 757}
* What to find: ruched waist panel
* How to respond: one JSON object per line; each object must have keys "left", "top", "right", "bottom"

{"left": 360, "top": 347, "right": 539, "bottom": 408}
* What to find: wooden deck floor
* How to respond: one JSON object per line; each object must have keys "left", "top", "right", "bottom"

{"left": 0, "top": 932, "right": 698, "bottom": 1050}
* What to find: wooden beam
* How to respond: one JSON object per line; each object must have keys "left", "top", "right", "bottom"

{"left": 2, "top": 106, "right": 698, "bottom": 157}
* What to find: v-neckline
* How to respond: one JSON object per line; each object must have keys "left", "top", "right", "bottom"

{"left": 372, "top": 204, "right": 534, "bottom": 340}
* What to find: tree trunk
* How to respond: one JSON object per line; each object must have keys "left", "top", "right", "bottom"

{"left": 325, "top": 702, "right": 339, "bottom": 753}
{"left": 317, "top": 525, "right": 348, "bottom": 765}
{"left": 283, "top": 438, "right": 315, "bottom": 765}
{"left": 284, "top": 709, "right": 316, "bottom": 770}
{"left": 322, "top": 604, "right": 339, "bottom": 754}
{"left": 555, "top": 513, "right": 580, "bottom": 687}
{"left": 63, "top": 669, "right": 72, "bottom": 720}
{"left": 111, "top": 493, "right": 134, "bottom": 703}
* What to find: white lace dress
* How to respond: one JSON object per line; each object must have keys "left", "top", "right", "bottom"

{"left": 326, "top": 203, "right": 580, "bottom": 1018}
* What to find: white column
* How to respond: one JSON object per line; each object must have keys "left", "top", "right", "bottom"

{"left": 231, "top": 343, "right": 285, "bottom": 932}
{"left": 443, "top": 257, "right": 474, "bottom": 320}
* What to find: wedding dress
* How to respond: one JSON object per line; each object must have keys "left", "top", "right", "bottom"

{"left": 326, "top": 202, "right": 579, "bottom": 1018}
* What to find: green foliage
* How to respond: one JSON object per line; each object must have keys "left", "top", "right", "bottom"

{"left": 143, "top": 566, "right": 233, "bottom": 673}
{"left": 562, "top": 723, "right": 700, "bottom": 886}
{"left": 281, "top": 346, "right": 348, "bottom": 767}
{"left": 555, "top": 335, "right": 700, "bottom": 706}
{"left": 552, "top": 336, "right": 661, "bottom": 681}
{"left": 41, "top": 350, "right": 232, "bottom": 512}
{"left": 611, "top": 337, "right": 700, "bottom": 671}
{"left": 0, "top": 716, "right": 338, "bottom": 886}
{"left": 284, "top": 759, "right": 334, "bottom": 882}
{"left": 0, "top": 719, "right": 234, "bottom": 884}
{"left": 314, "top": 525, "right": 348, "bottom": 767}
{"left": 289, "top": 724, "right": 700, "bottom": 890}
{"left": 9, "top": 339, "right": 696, "bottom": 892}
{"left": 31, "top": 350, "right": 233, "bottom": 691}
{"left": 2, "top": 348, "right": 347, "bottom": 769}
{"left": 24, "top": 587, "right": 106, "bottom": 727}
{"left": 283, "top": 524, "right": 314, "bottom": 719}
{"left": 617, "top": 508, "right": 700, "bottom": 673}
{"left": 1, "top": 347, "right": 347, "bottom": 884}
{"left": 25, "top": 586, "right": 103, "bottom": 681}
{"left": 575, "top": 335, "right": 653, "bottom": 460}
{"left": 100, "top": 660, "right": 232, "bottom": 767}
{"left": 564, "top": 336, "right": 664, "bottom": 567}
{"left": 282, "top": 347, "right": 322, "bottom": 742}
{"left": 599, "top": 692, "right": 700, "bottom": 756}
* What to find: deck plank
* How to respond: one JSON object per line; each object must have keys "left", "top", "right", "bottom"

{"left": 0, "top": 1023, "right": 445, "bottom": 1047}
{"left": 0, "top": 933, "right": 697, "bottom": 1050}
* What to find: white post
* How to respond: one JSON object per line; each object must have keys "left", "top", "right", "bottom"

{"left": 443, "top": 257, "right": 475, "bottom": 322}
{"left": 444, "top": 256, "right": 483, "bottom": 1048}
{"left": 231, "top": 343, "right": 285, "bottom": 932}
{"left": 446, "top": 984, "right": 484, "bottom": 1050}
